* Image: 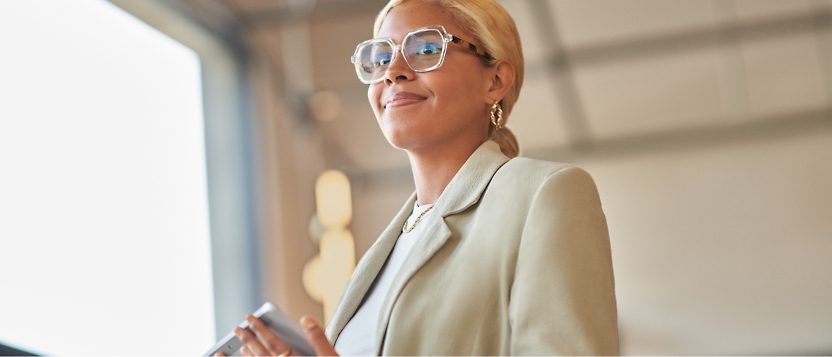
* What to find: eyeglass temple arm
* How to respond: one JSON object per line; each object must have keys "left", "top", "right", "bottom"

{"left": 450, "top": 36, "right": 495, "bottom": 61}
{"left": 349, "top": 36, "right": 495, "bottom": 63}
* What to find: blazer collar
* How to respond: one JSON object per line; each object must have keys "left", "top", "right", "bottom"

{"left": 431, "top": 140, "right": 510, "bottom": 219}
{"left": 325, "top": 140, "right": 511, "bottom": 347}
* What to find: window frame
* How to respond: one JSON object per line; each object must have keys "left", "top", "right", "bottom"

{"left": 109, "top": 0, "right": 265, "bottom": 339}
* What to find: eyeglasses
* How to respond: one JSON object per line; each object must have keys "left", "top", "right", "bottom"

{"left": 350, "top": 25, "right": 495, "bottom": 84}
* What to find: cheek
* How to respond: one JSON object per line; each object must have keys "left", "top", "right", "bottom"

{"left": 368, "top": 85, "right": 383, "bottom": 119}
{"left": 429, "top": 73, "right": 483, "bottom": 116}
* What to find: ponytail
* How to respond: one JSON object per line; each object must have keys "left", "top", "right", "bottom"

{"left": 491, "top": 127, "right": 519, "bottom": 158}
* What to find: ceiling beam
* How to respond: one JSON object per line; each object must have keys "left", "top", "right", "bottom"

{"left": 240, "top": 0, "right": 389, "bottom": 26}
{"left": 813, "top": 5, "right": 832, "bottom": 103}
{"left": 527, "top": 0, "right": 593, "bottom": 149}
{"left": 155, "top": 0, "right": 250, "bottom": 57}
{"left": 525, "top": 106, "right": 832, "bottom": 163}
{"left": 361, "top": 106, "right": 832, "bottom": 191}
{"left": 566, "top": 7, "right": 832, "bottom": 67}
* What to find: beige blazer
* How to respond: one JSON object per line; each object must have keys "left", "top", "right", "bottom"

{"left": 326, "top": 141, "right": 619, "bottom": 355}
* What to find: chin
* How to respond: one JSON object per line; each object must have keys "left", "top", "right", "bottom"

{"left": 380, "top": 129, "right": 413, "bottom": 151}
{"left": 377, "top": 114, "right": 416, "bottom": 150}
{"left": 379, "top": 125, "right": 427, "bottom": 151}
{"left": 377, "top": 111, "right": 447, "bottom": 151}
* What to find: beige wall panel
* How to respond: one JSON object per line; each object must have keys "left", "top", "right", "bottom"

{"left": 249, "top": 53, "right": 327, "bottom": 324}
{"left": 508, "top": 77, "right": 569, "bottom": 151}
{"left": 733, "top": 0, "right": 814, "bottom": 21}
{"left": 573, "top": 48, "right": 724, "bottom": 139}
{"left": 321, "top": 88, "right": 410, "bottom": 172}
{"left": 250, "top": 26, "right": 285, "bottom": 78}
{"left": 351, "top": 183, "right": 415, "bottom": 261}
{"left": 227, "top": 0, "right": 286, "bottom": 15}
{"left": 819, "top": 26, "right": 832, "bottom": 101}
{"left": 497, "top": 0, "right": 547, "bottom": 64}
{"left": 576, "top": 131, "right": 832, "bottom": 354}
{"left": 311, "top": 15, "right": 377, "bottom": 89}
{"left": 741, "top": 33, "right": 827, "bottom": 116}
{"left": 551, "top": 0, "right": 717, "bottom": 47}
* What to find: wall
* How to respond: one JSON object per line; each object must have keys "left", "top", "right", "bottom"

{"left": 576, "top": 130, "right": 832, "bottom": 354}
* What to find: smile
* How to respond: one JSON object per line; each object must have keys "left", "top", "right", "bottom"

{"left": 384, "top": 91, "right": 427, "bottom": 108}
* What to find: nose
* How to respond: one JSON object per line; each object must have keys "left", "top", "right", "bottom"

{"left": 384, "top": 47, "right": 414, "bottom": 84}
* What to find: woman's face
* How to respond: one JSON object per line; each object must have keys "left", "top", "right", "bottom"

{"left": 369, "top": 1, "right": 493, "bottom": 152}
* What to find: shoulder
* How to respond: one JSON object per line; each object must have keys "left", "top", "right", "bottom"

{"left": 493, "top": 156, "right": 597, "bottom": 194}
{"left": 474, "top": 157, "right": 601, "bottom": 223}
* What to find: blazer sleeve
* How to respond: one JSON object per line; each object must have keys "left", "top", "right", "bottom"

{"left": 509, "top": 166, "right": 619, "bottom": 355}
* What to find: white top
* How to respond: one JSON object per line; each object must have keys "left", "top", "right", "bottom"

{"left": 334, "top": 202, "right": 435, "bottom": 356}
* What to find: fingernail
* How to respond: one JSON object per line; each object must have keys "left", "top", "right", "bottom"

{"left": 301, "top": 316, "right": 316, "bottom": 330}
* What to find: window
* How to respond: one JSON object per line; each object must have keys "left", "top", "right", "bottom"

{"left": 0, "top": 0, "right": 215, "bottom": 354}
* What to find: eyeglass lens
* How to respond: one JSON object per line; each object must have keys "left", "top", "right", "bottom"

{"left": 356, "top": 29, "right": 445, "bottom": 83}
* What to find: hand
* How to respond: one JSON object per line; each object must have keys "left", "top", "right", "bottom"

{"left": 216, "top": 314, "right": 338, "bottom": 356}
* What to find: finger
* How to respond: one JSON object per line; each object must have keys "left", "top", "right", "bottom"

{"left": 235, "top": 326, "right": 269, "bottom": 356}
{"left": 215, "top": 353, "right": 226, "bottom": 357}
{"left": 300, "top": 316, "right": 339, "bottom": 356}
{"left": 246, "top": 314, "right": 290, "bottom": 355}
{"left": 240, "top": 345, "right": 251, "bottom": 356}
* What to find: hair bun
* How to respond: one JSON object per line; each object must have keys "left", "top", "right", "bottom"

{"left": 491, "top": 126, "right": 519, "bottom": 158}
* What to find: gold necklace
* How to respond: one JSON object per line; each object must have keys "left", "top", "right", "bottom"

{"left": 402, "top": 205, "right": 435, "bottom": 233}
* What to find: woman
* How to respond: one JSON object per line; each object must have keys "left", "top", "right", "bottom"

{"left": 231, "top": 0, "right": 619, "bottom": 355}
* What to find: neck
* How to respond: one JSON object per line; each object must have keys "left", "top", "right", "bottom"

{"left": 407, "top": 139, "right": 486, "bottom": 205}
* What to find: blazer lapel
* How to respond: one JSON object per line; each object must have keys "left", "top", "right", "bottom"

{"left": 325, "top": 192, "right": 417, "bottom": 343}
{"left": 374, "top": 140, "right": 511, "bottom": 354}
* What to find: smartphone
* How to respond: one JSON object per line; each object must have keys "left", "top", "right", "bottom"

{"left": 203, "top": 302, "right": 316, "bottom": 356}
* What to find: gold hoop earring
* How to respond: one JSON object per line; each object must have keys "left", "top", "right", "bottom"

{"left": 490, "top": 101, "right": 503, "bottom": 130}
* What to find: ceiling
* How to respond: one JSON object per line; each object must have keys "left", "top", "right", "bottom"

{"left": 159, "top": 0, "right": 832, "bottom": 354}
{"left": 201, "top": 0, "right": 832, "bottom": 178}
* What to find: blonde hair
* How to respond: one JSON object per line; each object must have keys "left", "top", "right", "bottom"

{"left": 373, "top": 0, "right": 524, "bottom": 158}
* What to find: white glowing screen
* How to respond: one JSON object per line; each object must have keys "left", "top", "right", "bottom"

{"left": 0, "top": 0, "right": 215, "bottom": 355}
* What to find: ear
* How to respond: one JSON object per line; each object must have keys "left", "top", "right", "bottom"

{"left": 485, "top": 60, "right": 516, "bottom": 104}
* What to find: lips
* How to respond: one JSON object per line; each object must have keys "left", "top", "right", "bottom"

{"left": 384, "top": 91, "right": 427, "bottom": 108}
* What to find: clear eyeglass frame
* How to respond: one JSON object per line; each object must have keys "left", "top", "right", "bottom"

{"left": 350, "top": 25, "right": 495, "bottom": 84}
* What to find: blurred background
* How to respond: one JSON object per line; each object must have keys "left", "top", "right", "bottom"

{"left": 1, "top": 0, "right": 831, "bottom": 355}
